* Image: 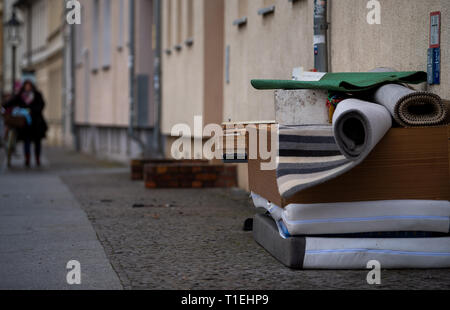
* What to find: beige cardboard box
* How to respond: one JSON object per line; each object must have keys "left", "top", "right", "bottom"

{"left": 248, "top": 125, "right": 450, "bottom": 207}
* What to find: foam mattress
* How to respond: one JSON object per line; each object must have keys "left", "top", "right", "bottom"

{"left": 252, "top": 193, "right": 450, "bottom": 236}
{"left": 254, "top": 213, "right": 450, "bottom": 269}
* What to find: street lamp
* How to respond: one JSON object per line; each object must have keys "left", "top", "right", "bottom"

{"left": 5, "top": 10, "right": 22, "bottom": 93}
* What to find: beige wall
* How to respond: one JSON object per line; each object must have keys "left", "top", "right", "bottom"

{"left": 75, "top": 0, "right": 130, "bottom": 127}
{"left": 0, "top": 3, "right": 3, "bottom": 92}
{"left": 224, "top": 0, "right": 450, "bottom": 125}
{"left": 161, "top": 0, "right": 224, "bottom": 136}
{"left": 161, "top": 0, "right": 205, "bottom": 135}
{"left": 330, "top": 0, "right": 449, "bottom": 99}
{"left": 224, "top": 0, "right": 314, "bottom": 189}
{"left": 25, "top": 0, "right": 65, "bottom": 145}
{"left": 34, "top": 55, "right": 63, "bottom": 145}
{"left": 203, "top": 0, "right": 224, "bottom": 126}
{"left": 224, "top": 0, "right": 314, "bottom": 124}
{"left": 75, "top": 0, "right": 449, "bottom": 191}
{"left": 48, "top": 0, "right": 63, "bottom": 37}
{"left": 223, "top": 0, "right": 450, "bottom": 190}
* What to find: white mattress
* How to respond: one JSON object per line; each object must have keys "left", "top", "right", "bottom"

{"left": 251, "top": 192, "right": 450, "bottom": 236}
{"left": 304, "top": 236, "right": 450, "bottom": 269}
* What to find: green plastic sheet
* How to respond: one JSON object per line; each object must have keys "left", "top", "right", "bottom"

{"left": 251, "top": 71, "right": 427, "bottom": 92}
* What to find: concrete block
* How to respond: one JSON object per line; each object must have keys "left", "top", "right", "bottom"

{"left": 274, "top": 89, "right": 329, "bottom": 125}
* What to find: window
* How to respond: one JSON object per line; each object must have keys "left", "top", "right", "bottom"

{"left": 92, "top": 0, "right": 100, "bottom": 71}
{"left": 31, "top": 0, "right": 47, "bottom": 52}
{"left": 102, "top": 0, "right": 112, "bottom": 68}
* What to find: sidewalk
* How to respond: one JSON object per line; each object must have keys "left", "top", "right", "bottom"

{"left": 0, "top": 147, "right": 123, "bottom": 289}
{"left": 1, "top": 145, "right": 449, "bottom": 289}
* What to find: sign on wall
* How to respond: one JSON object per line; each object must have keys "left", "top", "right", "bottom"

{"left": 428, "top": 12, "right": 441, "bottom": 85}
{"left": 429, "top": 11, "right": 441, "bottom": 48}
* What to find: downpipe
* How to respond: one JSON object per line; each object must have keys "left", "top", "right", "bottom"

{"left": 151, "top": 0, "right": 163, "bottom": 158}
{"left": 128, "top": 0, "right": 147, "bottom": 156}
{"left": 314, "top": 0, "right": 329, "bottom": 72}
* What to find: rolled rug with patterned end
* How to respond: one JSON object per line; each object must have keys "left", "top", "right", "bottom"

{"left": 276, "top": 98, "right": 392, "bottom": 199}
{"left": 373, "top": 83, "right": 447, "bottom": 127}
{"left": 443, "top": 99, "right": 450, "bottom": 124}
{"left": 276, "top": 125, "right": 353, "bottom": 199}
{"left": 332, "top": 98, "right": 392, "bottom": 161}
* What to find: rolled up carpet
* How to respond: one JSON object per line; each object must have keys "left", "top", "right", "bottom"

{"left": 332, "top": 98, "right": 392, "bottom": 161}
{"left": 276, "top": 99, "right": 391, "bottom": 198}
{"left": 444, "top": 100, "right": 450, "bottom": 124}
{"left": 373, "top": 83, "right": 448, "bottom": 127}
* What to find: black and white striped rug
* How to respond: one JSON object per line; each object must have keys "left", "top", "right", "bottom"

{"left": 277, "top": 125, "right": 355, "bottom": 198}
{"left": 276, "top": 99, "right": 393, "bottom": 199}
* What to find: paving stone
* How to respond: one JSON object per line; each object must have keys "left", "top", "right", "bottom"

{"left": 7, "top": 145, "right": 445, "bottom": 290}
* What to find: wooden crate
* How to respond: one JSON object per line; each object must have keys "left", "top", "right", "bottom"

{"left": 221, "top": 121, "right": 276, "bottom": 163}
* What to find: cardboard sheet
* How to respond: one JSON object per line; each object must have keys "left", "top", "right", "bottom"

{"left": 249, "top": 125, "right": 450, "bottom": 206}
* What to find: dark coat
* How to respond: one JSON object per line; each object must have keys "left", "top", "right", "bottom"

{"left": 4, "top": 91, "right": 48, "bottom": 141}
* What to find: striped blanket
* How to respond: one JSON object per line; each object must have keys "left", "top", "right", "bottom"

{"left": 277, "top": 125, "right": 356, "bottom": 198}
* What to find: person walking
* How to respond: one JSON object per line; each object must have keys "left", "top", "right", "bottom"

{"left": 3, "top": 80, "right": 48, "bottom": 167}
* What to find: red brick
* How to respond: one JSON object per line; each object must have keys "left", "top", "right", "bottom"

{"left": 179, "top": 166, "right": 194, "bottom": 173}
{"left": 143, "top": 165, "right": 157, "bottom": 174}
{"left": 192, "top": 181, "right": 203, "bottom": 188}
{"left": 202, "top": 181, "right": 216, "bottom": 188}
{"left": 195, "top": 174, "right": 218, "bottom": 181}
{"left": 224, "top": 166, "right": 236, "bottom": 173}
{"left": 179, "top": 181, "right": 193, "bottom": 188}
{"left": 157, "top": 174, "right": 175, "bottom": 181}
{"left": 167, "top": 181, "right": 180, "bottom": 187}
{"left": 156, "top": 166, "right": 168, "bottom": 174}
{"left": 145, "top": 181, "right": 157, "bottom": 188}
{"left": 142, "top": 162, "right": 237, "bottom": 189}
{"left": 131, "top": 173, "right": 142, "bottom": 181}
{"left": 192, "top": 167, "right": 202, "bottom": 173}
{"left": 166, "top": 166, "right": 180, "bottom": 173}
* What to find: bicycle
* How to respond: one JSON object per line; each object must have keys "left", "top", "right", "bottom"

{"left": 1, "top": 107, "right": 27, "bottom": 167}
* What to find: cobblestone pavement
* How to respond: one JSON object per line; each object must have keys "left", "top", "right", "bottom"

{"left": 7, "top": 146, "right": 449, "bottom": 290}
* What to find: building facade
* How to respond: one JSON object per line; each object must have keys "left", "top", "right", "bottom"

{"left": 162, "top": 0, "right": 449, "bottom": 190}
{"left": 4, "top": 0, "right": 446, "bottom": 192}
{"left": 161, "top": 0, "right": 224, "bottom": 160}
{"left": 2, "top": 0, "right": 26, "bottom": 97}
{"left": 3, "top": 0, "right": 65, "bottom": 146}
{"left": 73, "top": 0, "right": 160, "bottom": 162}
{"left": 0, "top": 2, "right": 4, "bottom": 96}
